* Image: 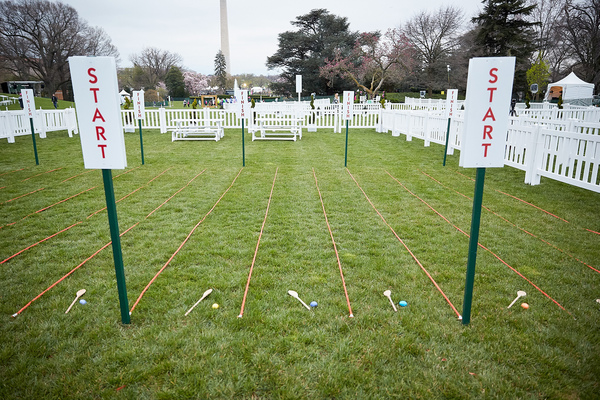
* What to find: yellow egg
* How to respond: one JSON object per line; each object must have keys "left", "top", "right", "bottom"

{"left": 212, "top": 303, "right": 219, "bottom": 309}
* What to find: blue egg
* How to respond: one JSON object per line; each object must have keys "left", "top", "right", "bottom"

{"left": 310, "top": 301, "right": 318, "bottom": 308}
{"left": 399, "top": 301, "right": 408, "bottom": 307}
{"left": 79, "top": 299, "right": 87, "bottom": 305}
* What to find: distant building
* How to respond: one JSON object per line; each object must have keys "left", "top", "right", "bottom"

{"left": 1, "top": 81, "right": 44, "bottom": 96}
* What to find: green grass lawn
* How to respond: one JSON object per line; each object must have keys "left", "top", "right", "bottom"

{"left": 1, "top": 127, "right": 599, "bottom": 399}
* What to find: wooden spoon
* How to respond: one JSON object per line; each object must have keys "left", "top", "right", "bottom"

{"left": 65, "top": 289, "right": 86, "bottom": 314}
{"left": 384, "top": 290, "right": 397, "bottom": 312}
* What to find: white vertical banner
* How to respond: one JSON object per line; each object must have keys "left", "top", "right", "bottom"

{"left": 238, "top": 89, "right": 249, "bottom": 121}
{"left": 445, "top": 89, "right": 458, "bottom": 119}
{"left": 69, "top": 56, "right": 127, "bottom": 170}
{"left": 133, "top": 90, "right": 145, "bottom": 120}
{"left": 459, "top": 57, "right": 515, "bottom": 168}
{"left": 342, "top": 91, "right": 354, "bottom": 120}
{"left": 21, "top": 89, "right": 35, "bottom": 118}
{"left": 295, "top": 75, "right": 302, "bottom": 94}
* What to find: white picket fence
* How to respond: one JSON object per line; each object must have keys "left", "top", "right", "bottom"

{"left": 380, "top": 106, "right": 600, "bottom": 193}
{"left": 2, "top": 100, "right": 597, "bottom": 193}
{"left": 0, "top": 108, "right": 79, "bottom": 143}
{"left": 119, "top": 103, "right": 382, "bottom": 134}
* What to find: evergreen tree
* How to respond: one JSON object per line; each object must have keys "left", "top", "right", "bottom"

{"left": 472, "top": 0, "right": 539, "bottom": 95}
{"left": 214, "top": 51, "right": 228, "bottom": 92}
{"left": 266, "top": 9, "right": 359, "bottom": 95}
{"left": 164, "top": 66, "right": 187, "bottom": 98}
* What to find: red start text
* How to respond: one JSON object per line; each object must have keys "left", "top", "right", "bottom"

{"left": 88, "top": 68, "right": 108, "bottom": 158}
{"left": 481, "top": 68, "right": 498, "bottom": 157}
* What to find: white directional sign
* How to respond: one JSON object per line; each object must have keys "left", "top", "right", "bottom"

{"left": 21, "top": 89, "right": 35, "bottom": 118}
{"left": 133, "top": 91, "right": 145, "bottom": 120}
{"left": 459, "top": 57, "right": 515, "bottom": 168}
{"left": 445, "top": 89, "right": 458, "bottom": 119}
{"left": 69, "top": 56, "right": 127, "bottom": 170}
{"left": 343, "top": 91, "right": 354, "bottom": 121}
{"left": 238, "top": 90, "right": 249, "bottom": 120}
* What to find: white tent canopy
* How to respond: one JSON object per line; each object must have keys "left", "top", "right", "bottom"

{"left": 545, "top": 72, "right": 594, "bottom": 101}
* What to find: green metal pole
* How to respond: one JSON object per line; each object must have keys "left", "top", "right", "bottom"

{"left": 462, "top": 167, "right": 486, "bottom": 325}
{"left": 138, "top": 119, "right": 145, "bottom": 165}
{"left": 242, "top": 119, "right": 246, "bottom": 167}
{"left": 344, "top": 120, "right": 349, "bottom": 167}
{"left": 29, "top": 118, "right": 39, "bottom": 165}
{"left": 101, "top": 169, "right": 131, "bottom": 324}
{"left": 443, "top": 117, "right": 451, "bottom": 166}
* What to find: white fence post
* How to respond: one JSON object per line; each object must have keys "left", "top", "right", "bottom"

{"left": 524, "top": 124, "right": 543, "bottom": 185}
{"left": 423, "top": 111, "right": 431, "bottom": 147}
{"left": 159, "top": 107, "right": 167, "bottom": 133}
{"left": 38, "top": 108, "right": 47, "bottom": 138}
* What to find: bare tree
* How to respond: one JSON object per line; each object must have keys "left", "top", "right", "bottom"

{"left": 562, "top": 0, "right": 600, "bottom": 89}
{"left": 528, "top": 0, "right": 571, "bottom": 81}
{"left": 402, "top": 5, "right": 465, "bottom": 94}
{"left": 0, "top": 0, "right": 119, "bottom": 98}
{"left": 129, "top": 47, "right": 183, "bottom": 89}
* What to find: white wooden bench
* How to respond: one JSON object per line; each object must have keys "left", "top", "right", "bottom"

{"left": 251, "top": 114, "right": 303, "bottom": 141}
{"left": 171, "top": 118, "right": 224, "bottom": 142}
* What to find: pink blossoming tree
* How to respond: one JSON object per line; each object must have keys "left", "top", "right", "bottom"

{"left": 183, "top": 70, "right": 210, "bottom": 96}
{"left": 320, "top": 29, "right": 415, "bottom": 99}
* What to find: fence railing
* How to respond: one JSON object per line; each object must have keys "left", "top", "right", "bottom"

{"left": 119, "top": 104, "right": 383, "bottom": 134}
{"left": 380, "top": 107, "right": 600, "bottom": 192}
{"left": 0, "top": 108, "right": 78, "bottom": 143}
{"left": 3, "top": 102, "right": 598, "bottom": 193}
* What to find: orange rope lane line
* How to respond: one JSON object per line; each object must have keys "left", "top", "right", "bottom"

{"left": 238, "top": 168, "right": 278, "bottom": 318}
{"left": 347, "top": 169, "right": 461, "bottom": 319}
{"left": 421, "top": 170, "right": 599, "bottom": 275}
{"left": 313, "top": 168, "right": 353, "bottom": 317}
{"left": 11, "top": 169, "right": 206, "bottom": 316}
{"left": 386, "top": 170, "right": 573, "bottom": 318}
{"left": 131, "top": 168, "right": 243, "bottom": 314}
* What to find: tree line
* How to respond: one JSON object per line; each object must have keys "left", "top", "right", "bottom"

{"left": 268, "top": 1, "right": 600, "bottom": 100}
{"left": 1, "top": 0, "right": 598, "bottom": 101}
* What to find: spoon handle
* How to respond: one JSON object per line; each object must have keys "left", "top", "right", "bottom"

{"left": 507, "top": 295, "right": 520, "bottom": 309}
{"left": 298, "top": 298, "right": 311, "bottom": 310}
{"left": 388, "top": 296, "right": 397, "bottom": 312}
{"left": 65, "top": 296, "right": 78, "bottom": 314}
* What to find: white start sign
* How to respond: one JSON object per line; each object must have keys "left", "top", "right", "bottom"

{"left": 21, "top": 89, "right": 35, "bottom": 118}
{"left": 459, "top": 57, "right": 515, "bottom": 168}
{"left": 343, "top": 91, "right": 354, "bottom": 121}
{"left": 133, "top": 91, "right": 145, "bottom": 120}
{"left": 239, "top": 90, "right": 249, "bottom": 120}
{"left": 69, "top": 56, "right": 127, "bottom": 170}
{"left": 445, "top": 89, "right": 458, "bottom": 119}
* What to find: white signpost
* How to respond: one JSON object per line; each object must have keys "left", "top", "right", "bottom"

{"left": 239, "top": 89, "right": 248, "bottom": 166}
{"left": 460, "top": 57, "right": 515, "bottom": 168}
{"left": 68, "top": 56, "right": 130, "bottom": 324}
{"left": 342, "top": 91, "right": 354, "bottom": 121}
{"left": 460, "top": 57, "right": 515, "bottom": 325}
{"left": 69, "top": 57, "right": 127, "bottom": 170}
{"left": 133, "top": 90, "right": 145, "bottom": 164}
{"left": 296, "top": 75, "right": 302, "bottom": 102}
{"left": 342, "top": 91, "right": 354, "bottom": 167}
{"left": 21, "top": 89, "right": 39, "bottom": 164}
{"left": 443, "top": 88, "right": 458, "bottom": 165}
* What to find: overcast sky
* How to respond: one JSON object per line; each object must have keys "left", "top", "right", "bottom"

{"left": 61, "top": 0, "right": 484, "bottom": 76}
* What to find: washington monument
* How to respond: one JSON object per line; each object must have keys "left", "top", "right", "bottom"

{"left": 220, "top": 0, "right": 231, "bottom": 75}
